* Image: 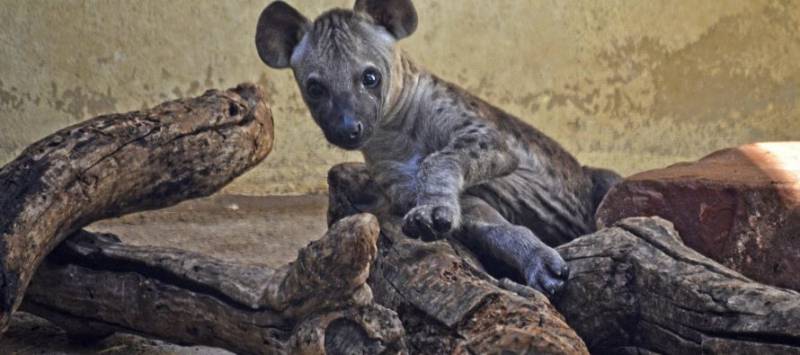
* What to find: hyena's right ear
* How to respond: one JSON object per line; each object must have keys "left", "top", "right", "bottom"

{"left": 355, "top": 0, "right": 418, "bottom": 40}
{"left": 255, "top": 1, "right": 310, "bottom": 69}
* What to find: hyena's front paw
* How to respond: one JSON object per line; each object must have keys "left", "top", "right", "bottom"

{"left": 524, "top": 246, "right": 570, "bottom": 298}
{"left": 402, "top": 204, "right": 459, "bottom": 241}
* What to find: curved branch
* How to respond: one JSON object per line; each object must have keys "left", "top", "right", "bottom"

{"left": 0, "top": 83, "right": 273, "bottom": 331}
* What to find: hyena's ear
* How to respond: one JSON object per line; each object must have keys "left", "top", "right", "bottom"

{"left": 255, "top": 1, "right": 310, "bottom": 69}
{"left": 354, "top": 0, "right": 418, "bottom": 40}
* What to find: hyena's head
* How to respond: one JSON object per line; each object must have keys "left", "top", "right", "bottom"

{"left": 255, "top": 0, "right": 417, "bottom": 150}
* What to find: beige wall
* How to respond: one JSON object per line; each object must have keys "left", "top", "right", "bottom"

{"left": 1, "top": 0, "right": 798, "bottom": 195}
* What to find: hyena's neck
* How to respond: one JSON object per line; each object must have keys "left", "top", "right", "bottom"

{"left": 380, "top": 51, "right": 433, "bottom": 130}
{"left": 364, "top": 50, "right": 474, "bottom": 164}
{"left": 361, "top": 51, "right": 437, "bottom": 163}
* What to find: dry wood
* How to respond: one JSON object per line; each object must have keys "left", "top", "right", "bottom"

{"left": 11, "top": 86, "right": 796, "bottom": 355}
{"left": 555, "top": 217, "right": 800, "bottom": 355}
{"left": 326, "top": 162, "right": 589, "bottom": 355}
{"left": 18, "top": 161, "right": 587, "bottom": 355}
{"left": 0, "top": 83, "right": 274, "bottom": 332}
{"left": 22, "top": 214, "right": 406, "bottom": 355}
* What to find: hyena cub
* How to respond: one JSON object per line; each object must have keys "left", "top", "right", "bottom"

{"left": 256, "top": 0, "right": 621, "bottom": 296}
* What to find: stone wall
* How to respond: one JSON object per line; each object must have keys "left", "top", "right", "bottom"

{"left": 1, "top": 0, "right": 798, "bottom": 195}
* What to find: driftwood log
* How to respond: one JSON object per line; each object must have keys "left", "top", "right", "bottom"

{"left": 1, "top": 84, "right": 406, "bottom": 354}
{"left": 0, "top": 83, "right": 274, "bottom": 332}
{"left": 327, "top": 163, "right": 589, "bottom": 354}
{"left": 0, "top": 85, "right": 273, "bottom": 332}
{"left": 22, "top": 214, "right": 406, "bottom": 355}
{"left": 13, "top": 159, "right": 588, "bottom": 353}
{"left": 9, "top": 84, "right": 798, "bottom": 354}
{"left": 328, "top": 162, "right": 800, "bottom": 354}
{"left": 555, "top": 217, "right": 800, "bottom": 354}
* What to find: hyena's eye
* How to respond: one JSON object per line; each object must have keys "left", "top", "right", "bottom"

{"left": 362, "top": 69, "right": 382, "bottom": 88}
{"left": 306, "top": 80, "right": 327, "bottom": 100}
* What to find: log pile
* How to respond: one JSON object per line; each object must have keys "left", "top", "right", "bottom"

{"left": 327, "top": 162, "right": 800, "bottom": 355}
{"left": 327, "top": 162, "right": 588, "bottom": 354}
{"left": 2, "top": 84, "right": 800, "bottom": 354}
{"left": 23, "top": 215, "right": 406, "bottom": 354}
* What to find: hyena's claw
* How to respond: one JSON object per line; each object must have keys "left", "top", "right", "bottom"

{"left": 524, "top": 246, "right": 570, "bottom": 298}
{"left": 432, "top": 206, "right": 454, "bottom": 232}
{"left": 402, "top": 204, "right": 457, "bottom": 241}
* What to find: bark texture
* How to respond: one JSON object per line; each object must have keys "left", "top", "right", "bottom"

{"left": 22, "top": 214, "right": 406, "bottom": 355}
{"left": 0, "top": 83, "right": 274, "bottom": 331}
{"left": 11, "top": 93, "right": 799, "bottom": 355}
{"left": 556, "top": 216, "right": 800, "bottom": 355}
{"left": 596, "top": 143, "right": 800, "bottom": 291}
{"left": 327, "top": 162, "right": 590, "bottom": 355}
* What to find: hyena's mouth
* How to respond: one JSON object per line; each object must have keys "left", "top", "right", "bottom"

{"left": 333, "top": 137, "right": 369, "bottom": 151}
{"left": 324, "top": 122, "right": 372, "bottom": 151}
{"left": 323, "top": 129, "right": 366, "bottom": 151}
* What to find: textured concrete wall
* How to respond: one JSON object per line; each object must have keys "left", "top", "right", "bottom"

{"left": 1, "top": 0, "right": 798, "bottom": 195}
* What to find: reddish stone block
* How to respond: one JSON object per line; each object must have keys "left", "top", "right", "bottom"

{"left": 597, "top": 142, "right": 800, "bottom": 291}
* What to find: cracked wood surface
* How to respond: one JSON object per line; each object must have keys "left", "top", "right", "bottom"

{"left": 22, "top": 214, "right": 406, "bottom": 355}
{"left": 326, "top": 162, "right": 589, "bottom": 355}
{"left": 555, "top": 216, "right": 800, "bottom": 355}
{"left": 370, "top": 222, "right": 589, "bottom": 355}
{"left": 0, "top": 83, "right": 273, "bottom": 332}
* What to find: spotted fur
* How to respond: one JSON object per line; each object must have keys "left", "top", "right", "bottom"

{"left": 256, "top": 0, "right": 621, "bottom": 296}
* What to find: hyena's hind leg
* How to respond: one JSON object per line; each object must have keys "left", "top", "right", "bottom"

{"left": 457, "top": 196, "right": 570, "bottom": 298}
{"left": 327, "top": 163, "right": 389, "bottom": 226}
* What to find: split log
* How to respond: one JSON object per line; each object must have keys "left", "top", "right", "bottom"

{"left": 555, "top": 216, "right": 800, "bottom": 354}
{"left": 0, "top": 83, "right": 274, "bottom": 332}
{"left": 327, "top": 163, "right": 589, "bottom": 355}
{"left": 22, "top": 214, "right": 407, "bottom": 355}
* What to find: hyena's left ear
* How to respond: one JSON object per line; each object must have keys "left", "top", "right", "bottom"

{"left": 255, "top": 1, "right": 310, "bottom": 69}
{"left": 355, "top": 0, "right": 418, "bottom": 40}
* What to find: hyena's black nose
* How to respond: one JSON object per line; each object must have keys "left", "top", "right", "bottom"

{"left": 349, "top": 122, "right": 363, "bottom": 140}
{"left": 334, "top": 114, "right": 364, "bottom": 147}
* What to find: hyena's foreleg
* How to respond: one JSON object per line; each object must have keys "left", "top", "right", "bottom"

{"left": 403, "top": 123, "right": 519, "bottom": 240}
{"left": 457, "top": 196, "right": 570, "bottom": 297}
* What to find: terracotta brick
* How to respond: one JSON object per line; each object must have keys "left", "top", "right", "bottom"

{"left": 597, "top": 142, "right": 800, "bottom": 291}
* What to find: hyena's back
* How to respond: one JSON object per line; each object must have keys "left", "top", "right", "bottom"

{"left": 446, "top": 81, "right": 606, "bottom": 246}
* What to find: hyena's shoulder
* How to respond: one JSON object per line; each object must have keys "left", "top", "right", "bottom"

{"left": 425, "top": 73, "right": 584, "bottom": 174}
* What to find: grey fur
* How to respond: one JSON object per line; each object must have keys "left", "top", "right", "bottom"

{"left": 256, "top": 0, "right": 621, "bottom": 296}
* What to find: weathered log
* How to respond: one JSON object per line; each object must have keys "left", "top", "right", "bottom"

{"left": 327, "top": 163, "right": 589, "bottom": 355}
{"left": 555, "top": 216, "right": 800, "bottom": 354}
{"left": 21, "top": 214, "right": 407, "bottom": 355}
{"left": 0, "top": 83, "right": 274, "bottom": 332}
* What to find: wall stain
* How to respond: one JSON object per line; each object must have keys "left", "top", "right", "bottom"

{"left": 491, "top": 0, "right": 798, "bottom": 162}
{"left": 0, "top": 80, "right": 25, "bottom": 111}
{"left": 58, "top": 86, "right": 119, "bottom": 121}
{"left": 1, "top": 0, "right": 799, "bottom": 195}
{"left": 205, "top": 66, "right": 214, "bottom": 87}
{"left": 1, "top": 80, "right": 118, "bottom": 121}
